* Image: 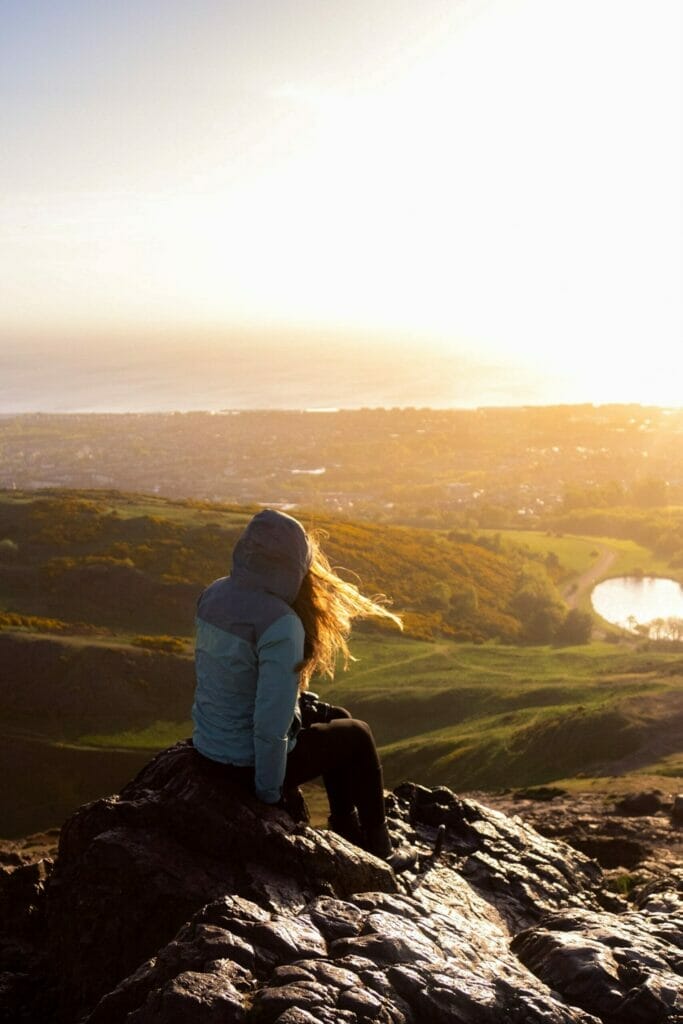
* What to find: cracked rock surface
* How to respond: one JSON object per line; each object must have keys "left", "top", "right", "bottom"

{"left": 3, "top": 742, "right": 682, "bottom": 1022}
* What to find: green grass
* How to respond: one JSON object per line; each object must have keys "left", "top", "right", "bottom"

{"left": 3, "top": 631, "right": 681, "bottom": 836}
{"left": 483, "top": 528, "right": 672, "bottom": 582}
{"left": 380, "top": 702, "right": 641, "bottom": 790}
{"left": 481, "top": 529, "right": 600, "bottom": 576}
{"left": 105, "top": 496, "right": 252, "bottom": 526}
{"left": 3, "top": 490, "right": 680, "bottom": 833}
{"left": 0, "top": 488, "right": 252, "bottom": 526}
{"left": 645, "top": 753, "right": 683, "bottom": 778}
{"left": 76, "top": 720, "right": 190, "bottom": 750}
{"left": 2, "top": 489, "right": 681, "bottom": 810}
{"left": 323, "top": 637, "right": 682, "bottom": 790}
{"left": 587, "top": 535, "right": 672, "bottom": 578}
{"left": 488, "top": 529, "right": 677, "bottom": 625}
{"left": 67, "top": 635, "right": 682, "bottom": 793}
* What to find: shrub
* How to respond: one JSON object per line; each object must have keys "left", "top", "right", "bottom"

{"left": 555, "top": 608, "right": 593, "bottom": 646}
{"left": 131, "top": 635, "right": 187, "bottom": 654}
{"left": 0, "top": 612, "right": 105, "bottom": 635}
{"left": 509, "top": 564, "right": 565, "bottom": 643}
{"left": 0, "top": 538, "right": 19, "bottom": 560}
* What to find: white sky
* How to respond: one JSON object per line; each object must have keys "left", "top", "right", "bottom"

{"left": 1, "top": 0, "right": 682, "bottom": 405}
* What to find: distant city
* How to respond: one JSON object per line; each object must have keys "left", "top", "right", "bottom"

{"left": 1, "top": 405, "right": 681, "bottom": 526}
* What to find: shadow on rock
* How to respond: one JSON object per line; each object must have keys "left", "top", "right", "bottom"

{"left": 4, "top": 741, "right": 676, "bottom": 1024}
{"left": 45, "top": 740, "right": 395, "bottom": 1020}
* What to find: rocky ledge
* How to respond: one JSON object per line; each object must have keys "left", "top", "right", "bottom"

{"left": 2, "top": 741, "right": 682, "bottom": 1023}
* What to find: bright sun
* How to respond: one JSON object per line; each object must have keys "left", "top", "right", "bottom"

{"left": 1, "top": 0, "right": 681, "bottom": 407}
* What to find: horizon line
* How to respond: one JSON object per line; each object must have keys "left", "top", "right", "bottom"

{"left": 1, "top": 401, "right": 682, "bottom": 417}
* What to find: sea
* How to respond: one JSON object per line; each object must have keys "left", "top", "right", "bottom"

{"left": 0, "top": 339, "right": 556, "bottom": 413}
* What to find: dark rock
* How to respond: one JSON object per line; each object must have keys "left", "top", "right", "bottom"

{"left": 308, "top": 896, "right": 364, "bottom": 941}
{"left": 0, "top": 830, "right": 59, "bottom": 871}
{"left": 672, "top": 795, "right": 683, "bottom": 827}
{"left": 513, "top": 786, "right": 568, "bottom": 802}
{"left": 127, "top": 962, "right": 253, "bottom": 1023}
{"left": 570, "top": 834, "right": 648, "bottom": 870}
{"left": 45, "top": 741, "right": 395, "bottom": 1020}
{"left": 512, "top": 905, "right": 683, "bottom": 1023}
{"left": 337, "top": 985, "right": 383, "bottom": 1018}
{"left": 0, "top": 838, "right": 56, "bottom": 1024}
{"left": 1, "top": 742, "right": 675, "bottom": 1024}
{"left": 272, "top": 1011, "right": 329, "bottom": 1024}
{"left": 251, "top": 980, "right": 330, "bottom": 1020}
{"left": 0, "top": 856, "right": 53, "bottom": 945}
{"left": 478, "top": 789, "right": 683, "bottom": 890}
{"left": 614, "top": 791, "right": 665, "bottom": 816}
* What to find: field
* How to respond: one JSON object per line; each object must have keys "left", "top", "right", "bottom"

{"left": 49, "top": 635, "right": 683, "bottom": 788}
{"left": 481, "top": 529, "right": 676, "bottom": 631}
{"left": 1, "top": 489, "right": 681, "bottom": 837}
{"left": 480, "top": 529, "right": 600, "bottom": 576}
{"left": 3, "top": 629, "right": 680, "bottom": 837}
{"left": 484, "top": 528, "right": 672, "bottom": 584}
{"left": 333, "top": 637, "right": 683, "bottom": 790}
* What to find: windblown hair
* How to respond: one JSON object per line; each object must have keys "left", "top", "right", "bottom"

{"left": 292, "top": 530, "right": 402, "bottom": 689}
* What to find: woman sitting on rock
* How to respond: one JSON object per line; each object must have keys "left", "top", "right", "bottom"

{"left": 191, "top": 508, "right": 410, "bottom": 868}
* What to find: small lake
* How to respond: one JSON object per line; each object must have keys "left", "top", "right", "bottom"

{"left": 591, "top": 576, "right": 683, "bottom": 638}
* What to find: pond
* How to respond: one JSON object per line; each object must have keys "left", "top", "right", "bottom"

{"left": 591, "top": 576, "right": 683, "bottom": 638}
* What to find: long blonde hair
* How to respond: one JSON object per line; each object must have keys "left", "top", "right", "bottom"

{"left": 292, "top": 530, "right": 402, "bottom": 689}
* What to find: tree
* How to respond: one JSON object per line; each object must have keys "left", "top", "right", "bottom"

{"left": 450, "top": 583, "right": 478, "bottom": 617}
{"left": 631, "top": 477, "right": 669, "bottom": 508}
{"left": 423, "top": 582, "right": 451, "bottom": 613}
{"left": 555, "top": 608, "right": 593, "bottom": 645}
{"left": 509, "top": 564, "right": 565, "bottom": 643}
{"left": 665, "top": 618, "right": 683, "bottom": 642}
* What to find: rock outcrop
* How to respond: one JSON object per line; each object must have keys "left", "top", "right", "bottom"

{"left": 3, "top": 743, "right": 682, "bottom": 1023}
{"left": 481, "top": 787, "right": 683, "bottom": 896}
{"left": 0, "top": 831, "right": 59, "bottom": 1022}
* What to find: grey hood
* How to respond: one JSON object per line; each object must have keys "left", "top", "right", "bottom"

{"left": 231, "top": 509, "right": 312, "bottom": 605}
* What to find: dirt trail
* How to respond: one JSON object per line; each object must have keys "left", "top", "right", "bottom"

{"left": 564, "top": 544, "right": 617, "bottom": 609}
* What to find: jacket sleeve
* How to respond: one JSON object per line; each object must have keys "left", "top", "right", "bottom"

{"left": 253, "top": 613, "right": 304, "bottom": 803}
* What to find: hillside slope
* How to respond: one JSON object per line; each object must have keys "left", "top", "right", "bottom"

{"left": 0, "top": 489, "right": 549, "bottom": 641}
{"left": 1, "top": 489, "right": 680, "bottom": 839}
{"left": 2, "top": 629, "right": 681, "bottom": 837}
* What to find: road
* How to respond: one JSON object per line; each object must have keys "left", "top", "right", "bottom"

{"left": 563, "top": 544, "right": 617, "bottom": 610}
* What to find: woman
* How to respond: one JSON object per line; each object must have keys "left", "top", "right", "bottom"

{"left": 191, "top": 508, "right": 407, "bottom": 865}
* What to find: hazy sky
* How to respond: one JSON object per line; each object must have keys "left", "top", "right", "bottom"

{"left": 1, "top": 0, "right": 682, "bottom": 408}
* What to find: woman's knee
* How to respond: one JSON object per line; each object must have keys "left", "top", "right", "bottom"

{"left": 311, "top": 716, "right": 379, "bottom": 766}
{"left": 339, "top": 717, "right": 378, "bottom": 755}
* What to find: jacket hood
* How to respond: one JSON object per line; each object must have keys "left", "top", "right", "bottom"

{"left": 231, "top": 509, "right": 312, "bottom": 605}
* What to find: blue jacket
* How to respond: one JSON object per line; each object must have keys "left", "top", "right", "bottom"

{"left": 192, "top": 509, "right": 312, "bottom": 803}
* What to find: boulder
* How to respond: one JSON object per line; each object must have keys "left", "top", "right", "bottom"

{"left": 480, "top": 788, "right": 683, "bottom": 889}
{"left": 672, "top": 795, "right": 683, "bottom": 827}
{"left": 4, "top": 743, "right": 679, "bottom": 1023}
{"left": 0, "top": 834, "right": 58, "bottom": 1023}
{"left": 614, "top": 791, "right": 665, "bottom": 817}
{"left": 45, "top": 741, "right": 395, "bottom": 1020}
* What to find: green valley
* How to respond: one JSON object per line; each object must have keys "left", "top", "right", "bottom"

{"left": 0, "top": 489, "right": 681, "bottom": 837}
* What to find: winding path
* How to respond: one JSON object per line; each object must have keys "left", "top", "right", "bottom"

{"left": 563, "top": 544, "right": 617, "bottom": 609}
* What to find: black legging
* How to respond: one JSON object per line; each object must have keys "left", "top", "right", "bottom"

{"left": 284, "top": 717, "right": 385, "bottom": 831}
{"left": 194, "top": 714, "right": 386, "bottom": 832}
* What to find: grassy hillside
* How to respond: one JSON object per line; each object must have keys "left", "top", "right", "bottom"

{"left": 1, "top": 629, "right": 681, "bottom": 836}
{"left": 0, "top": 488, "right": 565, "bottom": 642}
{"left": 1, "top": 489, "right": 681, "bottom": 837}
{"left": 548, "top": 505, "right": 683, "bottom": 578}
{"left": 324, "top": 637, "right": 683, "bottom": 790}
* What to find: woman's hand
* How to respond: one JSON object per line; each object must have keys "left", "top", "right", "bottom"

{"left": 278, "top": 786, "right": 310, "bottom": 823}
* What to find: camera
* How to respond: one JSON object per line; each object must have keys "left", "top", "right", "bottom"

{"left": 299, "top": 690, "right": 335, "bottom": 727}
